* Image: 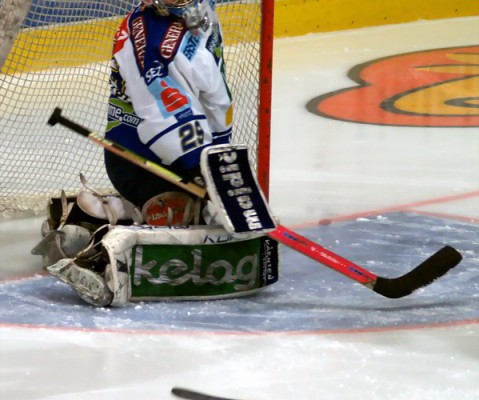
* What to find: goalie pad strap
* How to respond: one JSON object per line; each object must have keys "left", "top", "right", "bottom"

{"left": 77, "top": 189, "right": 142, "bottom": 225}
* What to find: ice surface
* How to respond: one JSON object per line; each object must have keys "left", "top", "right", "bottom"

{"left": 1, "top": 17, "right": 479, "bottom": 400}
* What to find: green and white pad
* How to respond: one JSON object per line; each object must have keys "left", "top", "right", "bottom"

{"left": 103, "top": 225, "right": 280, "bottom": 305}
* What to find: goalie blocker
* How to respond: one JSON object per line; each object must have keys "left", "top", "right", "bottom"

{"left": 201, "top": 144, "right": 276, "bottom": 234}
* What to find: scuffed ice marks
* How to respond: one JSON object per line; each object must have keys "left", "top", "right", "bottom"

{"left": 0, "top": 212, "right": 477, "bottom": 332}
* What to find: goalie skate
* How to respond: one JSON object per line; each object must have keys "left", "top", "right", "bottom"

{"left": 47, "top": 259, "right": 113, "bottom": 307}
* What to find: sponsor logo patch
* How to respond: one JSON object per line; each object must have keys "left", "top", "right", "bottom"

{"left": 131, "top": 16, "right": 147, "bottom": 71}
{"left": 128, "top": 236, "right": 280, "bottom": 298}
{"left": 145, "top": 62, "right": 166, "bottom": 84}
{"left": 206, "top": 23, "right": 222, "bottom": 64}
{"left": 160, "top": 21, "right": 186, "bottom": 59}
{"left": 113, "top": 14, "right": 131, "bottom": 54}
{"left": 108, "top": 103, "right": 141, "bottom": 127}
{"left": 133, "top": 247, "right": 259, "bottom": 291}
{"left": 182, "top": 33, "right": 200, "bottom": 60}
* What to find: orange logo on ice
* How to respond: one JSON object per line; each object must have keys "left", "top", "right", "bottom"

{"left": 307, "top": 46, "right": 479, "bottom": 127}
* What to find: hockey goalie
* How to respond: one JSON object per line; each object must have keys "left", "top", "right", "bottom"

{"left": 32, "top": 0, "right": 279, "bottom": 307}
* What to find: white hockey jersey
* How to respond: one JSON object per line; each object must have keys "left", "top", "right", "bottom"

{"left": 106, "top": 1, "right": 232, "bottom": 172}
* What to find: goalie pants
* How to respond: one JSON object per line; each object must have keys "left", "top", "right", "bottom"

{"left": 105, "top": 151, "right": 195, "bottom": 208}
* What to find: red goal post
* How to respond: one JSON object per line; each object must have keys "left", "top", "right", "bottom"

{"left": 0, "top": 0, "right": 274, "bottom": 218}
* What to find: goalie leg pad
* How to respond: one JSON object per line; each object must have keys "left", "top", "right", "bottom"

{"left": 31, "top": 224, "right": 93, "bottom": 266}
{"left": 32, "top": 179, "right": 141, "bottom": 268}
{"left": 58, "top": 225, "right": 92, "bottom": 257}
{"left": 102, "top": 224, "right": 280, "bottom": 305}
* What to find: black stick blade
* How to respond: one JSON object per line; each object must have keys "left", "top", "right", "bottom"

{"left": 172, "top": 387, "right": 239, "bottom": 400}
{"left": 373, "top": 246, "right": 462, "bottom": 299}
{"left": 48, "top": 107, "right": 63, "bottom": 126}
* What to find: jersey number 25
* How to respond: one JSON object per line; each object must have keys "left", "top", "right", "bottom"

{"left": 179, "top": 121, "right": 205, "bottom": 152}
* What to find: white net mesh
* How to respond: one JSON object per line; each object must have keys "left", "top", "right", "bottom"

{"left": 0, "top": 0, "right": 269, "bottom": 218}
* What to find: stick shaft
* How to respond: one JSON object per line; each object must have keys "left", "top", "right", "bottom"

{"left": 89, "top": 132, "right": 206, "bottom": 198}
{"left": 268, "top": 225, "right": 377, "bottom": 284}
{"left": 50, "top": 109, "right": 207, "bottom": 198}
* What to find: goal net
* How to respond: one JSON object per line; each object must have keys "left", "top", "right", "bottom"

{"left": 0, "top": 0, "right": 273, "bottom": 219}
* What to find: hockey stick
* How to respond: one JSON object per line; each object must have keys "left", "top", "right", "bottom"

{"left": 268, "top": 225, "right": 460, "bottom": 298}
{"left": 172, "top": 387, "right": 239, "bottom": 400}
{"left": 48, "top": 107, "right": 463, "bottom": 298}
{"left": 47, "top": 108, "right": 206, "bottom": 198}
